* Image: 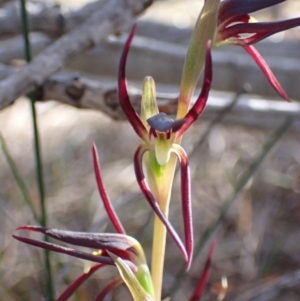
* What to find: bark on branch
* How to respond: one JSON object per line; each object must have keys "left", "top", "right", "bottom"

{"left": 39, "top": 73, "right": 300, "bottom": 132}
{"left": 0, "top": 0, "right": 152, "bottom": 110}
{"left": 0, "top": 33, "right": 53, "bottom": 64}
{"left": 0, "top": 0, "right": 110, "bottom": 36}
{"left": 0, "top": 63, "right": 298, "bottom": 130}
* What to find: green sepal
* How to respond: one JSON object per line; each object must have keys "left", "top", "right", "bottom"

{"left": 141, "top": 76, "right": 159, "bottom": 130}
{"left": 136, "top": 263, "right": 155, "bottom": 299}
{"left": 178, "top": 0, "right": 220, "bottom": 118}
{"left": 108, "top": 251, "right": 154, "bottom": 301}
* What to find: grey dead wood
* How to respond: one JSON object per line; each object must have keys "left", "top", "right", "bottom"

{"left": 0, "top": 15, "right": 300, "bottom": 103}
{"left": 0, "top": 64, "right": 15, "bottom": 80}
{"left": 2, "top": 32, "right": 300, "bottom": 101}
{"left": 0, "top": 0, "right": 109, "bottom": 36}
{"left": 0, "top": 1, "right": 184, "bottom": 37}
{"left": 0, "top": 63, "right": 297, "bottom": 131}
{"left": 0, "top": 33, "right": 52, "bottom": 64}
{"left": 0, "top": 62, "right": 299, "bottom": 131}
{"left": 0, "top": 33, "right": 300, "bottom": 111}
{"left": 0, "top": 0, "right": 152, "bottom": 110}
{"left": 69, "top": 34, "right": 300, "bottom": 101}
{"left": 38, "top": 73, "right": 300, "bottom": 132}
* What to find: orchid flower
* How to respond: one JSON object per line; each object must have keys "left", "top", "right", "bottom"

{"left": 13, "top": 144, "right": 155, "bottom": 301}
{"left": 13, "top": 227, "right": 154, "bottom": 301}
{"left": 216, "top": 0, "right": 300, "bottom": 101}
{"left": 178, "top": 0, "right": 300, "bottom": 113}
{"left": 119, "top": 24, "right": 212, "bottom": 273}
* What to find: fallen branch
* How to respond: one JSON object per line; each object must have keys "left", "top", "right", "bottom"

{"left": 39, "top": 73, "right": 300, "bottom": 132}
{"left": 0, "top": 64, "right": 14, "bottom": 80}
{"left": 69, "top": 34, "right": 300, "bottom": 101}
{"left": 0, "top": 33, "right": 52, "bottom": 64}
{"left": 0, "top": 0, "right": 109, "bottom": 36}
{"left": 0, "top": 63, "right": 298, "bottom": 131}
{"left": 0, "top": 0, "right": 152, "bottom": 110}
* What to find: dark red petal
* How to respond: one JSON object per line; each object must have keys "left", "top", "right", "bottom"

{"left": 93, "top": 277, "right": 123, "bottom": 301}
{"left": 92, "top": 142, "right": 126, "bottom": 235}
{"left": 57, "top": 264, "right": 104, "bottom": 301}
{"left": 13, "top": 235, "right": 114, "bottom": 265}
{"left": 134, "top": 145, "right": 188, "bottom": 264}
{"left": 118, "top": 24, "right": 148, "bottom": 141}
{"left": 16, "top": 226, "right": 136, "bottom": 258}
{"left": 189, "top": 240, "right": 216, "bottom": 301}
{"left": 173, "top": 145, "right": 193, "bottom": 271}
{"left": 243, "top": 45, "right": 289, "bottom": 101}
{"left": 219, "top": 0, "right": 285, "bottom": 24}
{"left": 221, "top": 18, "right": 300, "bottom": 44}
{"left": 176, "top": 41, "right": 212, "bottom": 138}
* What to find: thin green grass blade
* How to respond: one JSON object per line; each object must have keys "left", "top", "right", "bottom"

{"left": 0, "top": 134, "right": 39, "bottom": 223}
{"left": 19, "top": 0, "right": 54, "bottom": 299}
{"left": 170, "top": 117, "right": 293, "bottom": 296}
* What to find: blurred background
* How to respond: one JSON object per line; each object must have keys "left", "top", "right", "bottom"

{"left": 0, "top": 0, "right": 300, "bottom": 300}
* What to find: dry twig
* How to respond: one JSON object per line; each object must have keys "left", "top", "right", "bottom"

{"left": 0, "top": 62, "right": 299, "bottom": 131}
{"left": 0, "top": 0, "right": 108, "bottom": 36}
{"left": 0, "top": 33, "right": 52, "bottom": 64}
{"left": 0, "top": 0, "right": 152, "bottom": 110}
{"left": 39, "top": 73, "right": 300, "bottom": 131}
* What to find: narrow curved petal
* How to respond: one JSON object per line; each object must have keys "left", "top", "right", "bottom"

{"left": 12, "top": 235, "right": 114, "bottom": 266}
{"left": 243, "top": 45, "right": 289, "bottom": 101}
{"left": 171, "top": 144, "right": 193, "bottom": 271}
{"left": 93, "top": 277, "right": 123, "bottom": 301}
{"left": 118, "top": 24, "right": 148, "bottom": 142}
{"left": 134, "top": 145, "right": 189, "bottom": 264}
{"left": 221, "top": 18, "right": 300, "bottom": 45}
{"left": 16, "top": 226, "right": 138, "bottom": 260}
{"left": 57, "top": 263, "right": 104, "bottom": 301}
{"left": 176, "top": 40, "right": 212, "bottom": 138}
{"left": 92, "top": 142, "right": 126, "bottom": 235}
{"left": 219, "top": 0, "right": 285, "bottom": 23}
{"left": 189, "top": 240, "right": 216, "bottom": 301}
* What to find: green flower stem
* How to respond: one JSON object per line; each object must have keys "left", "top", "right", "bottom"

{"left": 170, "top": 117, "right": 293, "bottom": 297}
{"left": 152, "top": 213, "right": 168, "bottom": 301}
{"left": 19, "top": 0, "right": 54, "bottom": 299}
{"left": 147, "top": 153, "right": 177, "bottom": 301}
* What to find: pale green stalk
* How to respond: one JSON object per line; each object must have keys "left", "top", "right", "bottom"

{"left": 146, "top": 153, "right": 177, "bottom": 301}
{"left": 140, "top": 78, "right": 176, "bottom": 300}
